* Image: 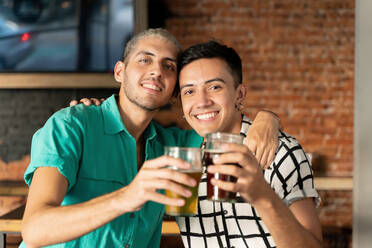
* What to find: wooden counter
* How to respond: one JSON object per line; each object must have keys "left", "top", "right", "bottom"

{"left": 0, "top": 205, "right": 24, "bottom": 248}
{"left": 0, "top": 177, "right": 353, "bottom": 197}
{"left": 0, "top": 181, "right": 28, "bottom": 197}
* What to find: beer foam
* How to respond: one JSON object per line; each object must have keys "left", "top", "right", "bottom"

{"left": 203, "top": 149, "right": 225, "bottom": 154}
{"left": 178, "top": 169, "right": 203, "bottom": 173}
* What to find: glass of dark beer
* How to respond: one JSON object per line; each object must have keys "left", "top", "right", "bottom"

{"left": 203, "top": 132, "right": 244, "bottom": 202}
{"left": 164, "top": 147, "right": 203, "bottom": 216}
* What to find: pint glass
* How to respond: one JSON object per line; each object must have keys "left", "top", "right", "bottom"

{"left": 164, "top": 147, "right": 203, "bottom": 216}
{"left": 204, "top": 132, "right": 244, "bottom": 202}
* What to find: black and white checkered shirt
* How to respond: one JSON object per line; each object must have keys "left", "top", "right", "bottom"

{"left": 176, "top": 115, "right": 319, "bottom": 248}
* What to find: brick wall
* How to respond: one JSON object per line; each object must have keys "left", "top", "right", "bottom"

{"left": 165, "top": 0, "right": 354, "bottom": 177}
{"left": 0, "top": 89, "right": 116, "bottom": 164}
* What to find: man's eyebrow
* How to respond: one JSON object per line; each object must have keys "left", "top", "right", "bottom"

{"left": 180, "top": 78, "right": 226, "bottom": 90}
{"left": 135, "top": 51, "right": 154, "bottom": 57}
{"left": 134, "top": 51, "right": 176, "bottom": 63}
{"left": 180, "top": 83, "right": 194, "bottom": 90}
{"left": 164, "top": 57, "right": 177, "bottom": 63}
{"left": 205, "top": 78, "right": 226, "bottom": 84}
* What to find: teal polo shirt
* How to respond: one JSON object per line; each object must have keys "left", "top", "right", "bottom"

{"left": 21, "top": 95, "right": 202, "bottom": 248}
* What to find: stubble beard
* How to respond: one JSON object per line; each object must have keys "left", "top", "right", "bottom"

{"left": 125, "top": 89, "right": 163, "bottom": 112}
{"left": 123, "top": 73, "right": 168, "bottom": 112}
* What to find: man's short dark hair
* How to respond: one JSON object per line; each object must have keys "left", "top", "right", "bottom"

{"left": 178, "top": 40, "right": 243, "bottom": 93}
{"left": 123, "top": 28, "right": 182, "bottom": 65}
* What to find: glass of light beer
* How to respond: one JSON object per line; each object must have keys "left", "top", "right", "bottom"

{"left": 203, "top": 132, "right": 244, "bottom": 202}
{"left": 164, "top": 147, "right": 203, "bottom": 216}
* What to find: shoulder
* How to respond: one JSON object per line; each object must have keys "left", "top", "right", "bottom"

{"left": 54, "top": 104, "right": 101, "bottom": 121}
{"left": 31, "top": 104, "right": 105, "bottom": 146}
{"left": 268, "top": 132, "right": 319, "bottom": 205}
{"left": 46, "top": 104, "right": 102, "bottom": 129}
{"left": 269, "top": 131, "right": 313, "bottom": 185}
{"left": 276, "top": 131, "right": 308, "bottom": 162}
{"left": 267, "top": 131, "right": 312, "bottom": 182}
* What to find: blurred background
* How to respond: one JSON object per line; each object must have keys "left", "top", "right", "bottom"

{"left": 0, "top": 0, "right": 364, "bottom": 247}
{"left": 0, "top": 0, "right": 133, "bottom": 71}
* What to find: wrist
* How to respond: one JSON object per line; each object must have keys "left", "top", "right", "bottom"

{"left": 110, "top": 187, "right": 132, "bottom": 214}
{"left": 257, "top": 109, "right": 282, "bottom": 131}
{"left": 258, "top": 109, "right": 280, "bottom": 122}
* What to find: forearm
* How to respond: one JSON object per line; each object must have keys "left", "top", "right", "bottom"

{"left": 253, "top": 189, "right": 321, "bottom": 248}
{"left": 22, "top": 187, "right": 129, "bottom": 247}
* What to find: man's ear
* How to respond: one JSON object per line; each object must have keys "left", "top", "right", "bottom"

{"left": 114, "top": 61, "right": 124, "bottom": 83}
{"left": 235, "top": 83, "right": 247, "bottom": 105}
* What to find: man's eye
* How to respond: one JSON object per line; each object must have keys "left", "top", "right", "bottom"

{"left": 210, "top": 85, "right": 222, "bottom": 90}
{"left": 164, "top": 64, "right": 176, "bottom": 71}
{"left": 139, "top": 58, "right": 150, "bottom": 63}
{"left": 183, "top": 89, "right": 194, "bottom": 95}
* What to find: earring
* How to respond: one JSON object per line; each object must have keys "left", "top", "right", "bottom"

{"left": 235, "top": 103, "right": 243, "bottom": 111}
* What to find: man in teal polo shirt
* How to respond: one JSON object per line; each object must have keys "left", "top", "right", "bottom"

{"left": 21, "top": 28, "right": 279, "bottom": 248}
{"left": 20, "top": 29, "right": 204, "bottom": 248}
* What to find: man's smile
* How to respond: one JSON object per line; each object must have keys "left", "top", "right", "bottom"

{"left": 194, "top": 111, "right": 219, "bottom": 120}
{"left": 141, "top": 83, "right": 162, "bottom": 91}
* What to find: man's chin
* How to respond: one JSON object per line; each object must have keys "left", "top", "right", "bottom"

{"left": 132, "top": 100, "right": 167, "bottom": 112}
{"left": 194, "top": 128, "right": 219, "bottom": 138}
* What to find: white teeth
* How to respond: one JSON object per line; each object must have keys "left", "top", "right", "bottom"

{"left": 142, "top": 83, "right": 161, "bottom": 91}
{"left": 196, "top": 112, "right": 217, "bottom": 120}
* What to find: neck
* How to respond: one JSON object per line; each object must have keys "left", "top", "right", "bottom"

{"left": 117, "top": 91, "right": 157, "bottom": 141}
{"left": 229, "top": 112, "right": 243, "bottom": 134}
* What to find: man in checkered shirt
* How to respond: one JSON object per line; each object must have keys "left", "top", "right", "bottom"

{"left": 175, "top": 41, "right": 322, "bottom": 247}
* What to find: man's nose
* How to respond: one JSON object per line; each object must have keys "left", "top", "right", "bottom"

{"left": 196, "top": 90, "right": 213, "bottom": 107}
{"left": 149, "top": 62, "right": 162, "bottom": 77}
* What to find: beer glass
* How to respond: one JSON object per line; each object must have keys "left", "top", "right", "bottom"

{"left": 164, "top": 147, "right": 203, "bottom": 216}
{"left": 203, "top": 132, "right": 244, "bottom": 202}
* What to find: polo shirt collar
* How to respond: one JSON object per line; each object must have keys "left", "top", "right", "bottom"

{"left": 144, "top": 119, "right": 157, "bottom": 141}
{"left": 102, "top": 95, "right": 158, "bottom": 140}
{"left": 102, "top": 95, "right": 125, "bottom": 135}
